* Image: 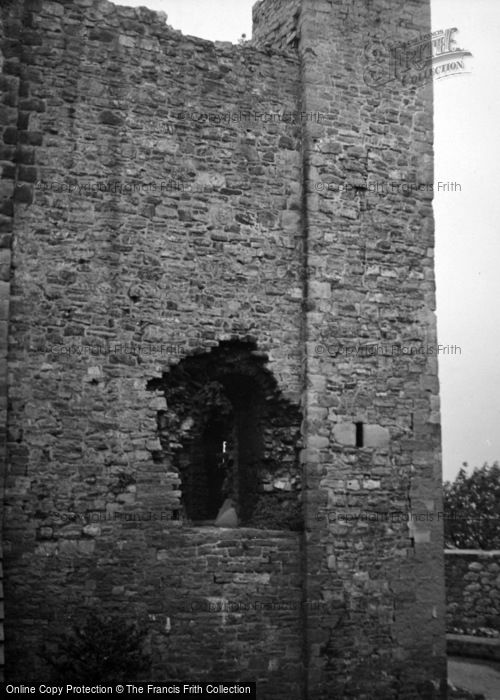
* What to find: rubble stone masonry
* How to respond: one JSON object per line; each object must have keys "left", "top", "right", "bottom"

{"left": 0, "top": 0, "right": 445, "bottom": 696}
{"left": 446, "top": 550, "right": 500, "bottom": 634}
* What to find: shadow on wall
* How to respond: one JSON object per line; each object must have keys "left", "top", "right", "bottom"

{"left": 147, "top": 340, "right": 303, "bottom": 530}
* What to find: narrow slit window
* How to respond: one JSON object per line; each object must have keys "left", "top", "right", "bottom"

{"left": 355, "top": 422, "right": 364, "bottom": 448}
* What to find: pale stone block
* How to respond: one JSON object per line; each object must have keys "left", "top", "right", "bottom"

{"left": 363, "top": 479, "right": 380, "bottom": 490}
{"left": 233, "top": 573, "right": 270, "bottom": 585}
{"left": 273, "top": 478, "right": 292, "bottom": 491}
{"left": 363, "top": 424, "right": 390, "bottom": 447}
{"left": 309, "top": 281, "right": 331, "bottom": 299}
{"left": 82, "top": 524, "right": 101, "bottom": 537}
{"left": 308, "top": 374, "right": 326, "bottom": 391}
{"left": 150, "top": 396, "right": 167, "bottom": 411}
{"left": 281, "top": 210, "right": 301, "bottom": 231}
{"left": 333, "top": 422, "right": 355, "bottom": 446}
{"left": 413, "top": 529, "right": 431, "bottom": 544}
{"left": 308, "top": 435, "right": 329, "bottom": 449}
{"left": 119, "top": 35, "right": 136, "bottom": 48}
{"left": 146, "top": 438, "right": 163, "bottom": 451}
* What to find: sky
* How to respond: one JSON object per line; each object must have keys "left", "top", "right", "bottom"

{"left": 113, "top": 0, "right": 500, "bottom": 483}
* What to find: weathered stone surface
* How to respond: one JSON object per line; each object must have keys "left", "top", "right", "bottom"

{"left": 446, "top": 551, "right": 500, "bottom": 634}
{"left": 363, "top": 424, "right": 390, "bottom": 447}
{"left": 0, "top": 0, "right": 445, "bottom": 695}
{"left": 333, "top": 422, "right": 356, "bottom": 446}
{"left": 289, "top": 0, "right": 445, "bottom": 694}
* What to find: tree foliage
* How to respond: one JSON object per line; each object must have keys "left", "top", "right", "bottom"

{"left": 46, "top": 611, "right": 151, "bottom": 683}
{"left": 443, "top": 462, "right": 500, "bottom": 549}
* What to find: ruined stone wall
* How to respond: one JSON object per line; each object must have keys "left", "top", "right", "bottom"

{"left": 0, "top": 6, "right": 7, "bottom": 677}
{"left": 2, "top": 0, "right": 305, "bottom": 689}
{"left": 148, "top": 528, "right": 304, "bottom": 690}
{"left": 446, "top": 550, "right": 500, "bottom": 634}
{"left": 252, "top": 0, "right": 301, "bottom": 51}
{"left": 294, "top": 0, "right": 446, "bottom": 696}
{"left": 0, "top": 0, "right": 35, "bottom": 681}
{"left": 1, "top": 0, "right": 446, "bottom": 695}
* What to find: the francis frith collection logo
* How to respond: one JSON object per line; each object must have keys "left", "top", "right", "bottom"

{"left": 364, "top": 25, "right": 473, "bottom": 88}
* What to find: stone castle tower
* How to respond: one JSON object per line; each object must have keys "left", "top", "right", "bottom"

{"left": 0, "top": 0, "right": 445, "bottom": 695}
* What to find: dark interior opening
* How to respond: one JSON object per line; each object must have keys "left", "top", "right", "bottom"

{"left": 355, "top": 421, "right": 364, "bottom": 448}
{"left": 199, "top": 418, "right": 230, "bottom": 520}
{"left": 147, "top": 340, "right": 303, "bottom": 530}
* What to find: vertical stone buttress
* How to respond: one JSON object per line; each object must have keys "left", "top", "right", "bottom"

{"left": 298, "top": 1, "right": 445, "bottom": 697}
{"left": 0, "top": 0, "right": 43, "bottom": 678}
{"left": 256, "top": 0, "right": 446, "bottom": 696}
{"left": 0, "top": 2, "right": 17, "bottom": 680}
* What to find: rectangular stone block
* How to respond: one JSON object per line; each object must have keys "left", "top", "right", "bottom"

{"left": 333, "top": 422, "right": 355, "bottom": 446}
{"left": 363, "top": 424, "right": 390, "bottom": 448}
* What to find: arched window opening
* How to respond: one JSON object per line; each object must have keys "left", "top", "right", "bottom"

{"left": 147, "top": 340, "right": 303, "bottom": 530}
